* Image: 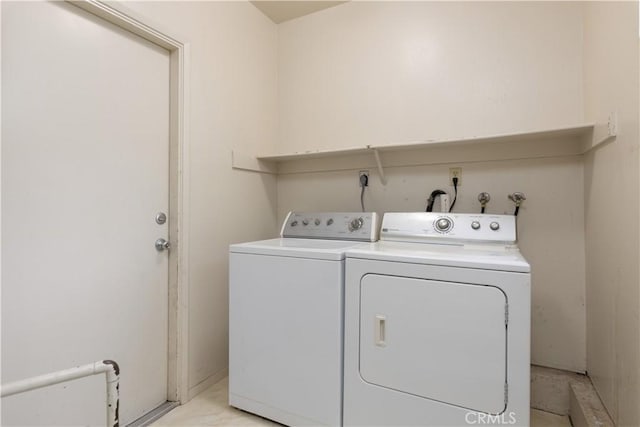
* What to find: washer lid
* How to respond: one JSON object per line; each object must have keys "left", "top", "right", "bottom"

{"left": 346, "top": 241, "right": 530, "bottom": 272}
{"left": 230, "top": 238, "right": 370, "bottom": 261}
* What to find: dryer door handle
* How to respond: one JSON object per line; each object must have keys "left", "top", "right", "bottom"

{"left": 375, "top": 315, "right": 387, "bottom": 347}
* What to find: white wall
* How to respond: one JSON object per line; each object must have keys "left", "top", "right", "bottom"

{"left": 278, "top": 1, "right": 584, "bottom": 153}
{"left": 583, "top": 2, "right": 639, "bottom": 425}
{"left": 277, "top": 1, "right": 587, "bottom": 372}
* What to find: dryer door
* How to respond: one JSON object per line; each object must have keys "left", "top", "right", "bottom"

{"left": 359, "top": 274, "right": 507, "bottom": 414}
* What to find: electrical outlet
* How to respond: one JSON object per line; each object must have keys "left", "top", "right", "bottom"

{"left": 449, "top": 167, "right": 462, "bottom": 186}
{"left": 359, "top": 170, "right": 369, "bottom": 187}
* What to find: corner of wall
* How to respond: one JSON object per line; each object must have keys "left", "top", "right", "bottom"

{"left": 582, "top": 2, "right": 640, "bottom": 425}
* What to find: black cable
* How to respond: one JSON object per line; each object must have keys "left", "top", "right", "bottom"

{"left": 481, "top": 206, "right": 486, "bottom": 214}
{"left": 359, "top": 174, "right": 368, "bottom": 212}
{"left": 514, "top": 205, "right": 520, "bottom": 216}
{"left": 449, "top": 177, "right": 458, "bottom": 212}
{"left": 426, "top": 190, "right": 447, "bottom": 212}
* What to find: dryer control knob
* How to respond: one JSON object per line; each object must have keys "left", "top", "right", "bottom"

{"left": 291, "top": 220, "right": 298, "bottom": 227}
{"left": 490, "top": 222, "right": 500, "bottom": 231}
{"left": 471, "top": 221, "right": 481, "bottom": 230}
{"left": 302, "top": 219, "right": 309, "bottom": 226}
{"left": 435, "top": 218, "right": 452, "bottom": 232}
{"left": 315, "top": 218, "right": 321, "bottom": 226}
{"left": 327, "top": 218, "right": 334, "bottom": 226}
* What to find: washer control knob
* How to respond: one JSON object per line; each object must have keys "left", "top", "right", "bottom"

{"left": 302, "top": 219, "right": 309, "bottom": 226}
{"left": 436, "top": 218, "right": 452, "bottom": 232}
{"left": 471, "top": 221, "right": 481, "bottom": 230}
{"left": 327, "top": 218, "right": 334, "bottom": 226}
{"left": 349, "top": 217, "right": 364, "bottom": 231}
{"left": 315, "top": 218, "right": 321, "bottom": 226}
{"left": 291, "top": 220, "right": 298, "bottom": 227}
{"left": 490, "top": 222, "right": 500, "bottom": 231}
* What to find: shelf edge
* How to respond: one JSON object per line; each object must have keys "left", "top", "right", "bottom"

{"left": 231, "top": 150, "right": 277, "bottom": 174}
{"left": 256, "top": 123, "right": 595, "bottom": 163}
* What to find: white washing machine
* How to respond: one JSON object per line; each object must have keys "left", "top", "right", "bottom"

{"left": 343, "top": 212, "right": 531, "bottom": 426}
{"left": 229, "top": 212, "right": 379, "bottom": 426}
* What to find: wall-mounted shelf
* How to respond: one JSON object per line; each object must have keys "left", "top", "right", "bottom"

{"left": 232, "top": 121, "right": 616, "bottom": 183}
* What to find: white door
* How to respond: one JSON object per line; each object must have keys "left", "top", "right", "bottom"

{"left": 2, "top": 1, "right": 170, "bottom": 425}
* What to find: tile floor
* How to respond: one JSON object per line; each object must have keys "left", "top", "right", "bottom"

{"left": 152, "top": 377, "right": 571, "bottom": 427}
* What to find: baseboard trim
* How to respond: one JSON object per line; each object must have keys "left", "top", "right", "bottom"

{"left": 187, "top": 368, "right": 229, "bottom": 401}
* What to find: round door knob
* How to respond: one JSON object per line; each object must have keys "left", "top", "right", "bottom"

{"left": 471, "top": 221, "right": 481, "bottom": 230}
{"left": 155, "top": 238, "right": 170, "bottom": 251}
{"left": 490, "top": 222, "right": 500, "bottom": 231}
{"left": 435, "top": 218, "right": 451, "bottom": 232}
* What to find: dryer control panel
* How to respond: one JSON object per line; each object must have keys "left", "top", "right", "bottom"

{"left": 381, "top": 212, "right": 517, "bottom": 245}
{"left": 281, "top": 212, "right": 379, "bottom": 242}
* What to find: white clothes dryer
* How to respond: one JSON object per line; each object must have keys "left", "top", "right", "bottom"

{"left": 229, "top": 212, "right": 379, "bottom": 426}
{"left": 343, "top": 212, "right": 531, "bottom": 426}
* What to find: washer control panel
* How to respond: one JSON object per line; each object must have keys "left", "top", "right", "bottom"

{"left": 381, "top": 212, "right": 517, "bottom": 244}
{"left": 281, "top": 212, "right": 379, "bottom": 242}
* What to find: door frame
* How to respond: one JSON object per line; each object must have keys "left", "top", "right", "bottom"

{"left": 67, "top": 0, "right": 191, "bottom": 404}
